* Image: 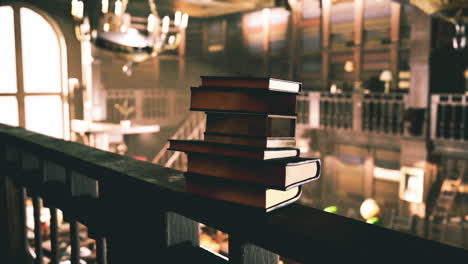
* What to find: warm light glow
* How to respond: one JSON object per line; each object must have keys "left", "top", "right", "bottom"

{"left": 330, "top": 84, "right": 337, "bottom": 94}
{"left": 162, "top": 16, "right": 170, "bottom": 33}
{"left": 181, "top": 13, "right": 189, "bottom": 28}
{"left": 102, "top": 0, "right": 109, "bottom": 14}
{"left": 174, "top": 11, "right": 182, "bottom": 26}
{"left": 360, "top": 199, "right": 381, "bottom": 220}
{"left": 168, "top": 35, "right": 175, "bottom": 45}
{"left": 114, "top": 0, "right": 122, "bottom": 15}
{"left": 103, "top": 22, "right": 110, "bottom": 32}
{"left": 74, "top": 0, "right": 84, "bottom": 19}
{"left": 147, "top": 14, "right": 156, "bottom": 32}
{"left": 379, "top": 70, "right": 393, "bottom": 81}
{"left": 71, "top": 0, "right": 78, "bottom": 17}
{"left": 262, "top": 8, "right": 271, "bottom": 27}
{"left": 344, "top": 60, "right": 354, "bottom": 72}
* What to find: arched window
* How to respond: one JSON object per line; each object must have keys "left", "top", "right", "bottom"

{"left": 0, "top": 5, "right": 69, "bottom": 139}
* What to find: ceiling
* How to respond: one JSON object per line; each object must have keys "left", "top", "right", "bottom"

{"left": 174, "top": 0, "right": 276, "bottom": 17}
{"left": 123, "top": 0, "right": 277, "bottom": 18}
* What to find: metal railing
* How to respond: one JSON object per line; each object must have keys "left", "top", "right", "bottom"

{"left": 1, "top": 124, "right": 466, "bottom": 264}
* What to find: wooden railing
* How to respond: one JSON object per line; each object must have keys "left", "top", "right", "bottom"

{"left": 361, "top": 93, "right": 407, "bottom": 135}
{"left": 297, "top": 92, "right": 407, "bottom": 135}
{"left": 319, "top": 92, "right": 353, "bottom": 130}
{"left": 152, "top": 112, "right": 205, "bottom": 170}
{"left": 431, "top": 94, "right": 468, "bottom": 141}
{"left": 1, "top": 124, "right": 467, "bottom": 264}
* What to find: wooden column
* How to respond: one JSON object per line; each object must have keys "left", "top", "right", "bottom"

{"left": 288, "top": 0, "right": 302, "bottom": 80}
{"left": 354, "top": 0, "right": 364, "bottom": 83}
{"left": 390, "top": 2, "right": 401, "bottom": 90}
{"left": 409, "top": 9, "right": 431, "bottom": 109}
{"left": 322, "top": 0, "right": 332, "bottom": 90}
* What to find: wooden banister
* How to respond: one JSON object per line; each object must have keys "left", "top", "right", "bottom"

{"left": 0, "top": 124, "right": 467, "bottom": 264}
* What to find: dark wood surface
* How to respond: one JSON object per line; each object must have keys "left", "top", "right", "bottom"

{"left": 0, "top": 124, "right": 467, "bottom": 263}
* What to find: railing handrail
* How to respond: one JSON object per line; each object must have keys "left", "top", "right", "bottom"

{"left": 0, "top": 124, "right": 466, "bottom": 263}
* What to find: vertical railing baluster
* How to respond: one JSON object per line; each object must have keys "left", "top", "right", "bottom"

{"left": 397, "top": 101, "right": 404, "bottom": 134}
{"left": 69, "top": 221, "right": 80, "bottom": 264}
{"left": 49, "top": 207, "right": 60, "bottom": 264}
{"left": 462, "top": 96, "right": 467, "bottom": 140}
{"left": 229, "top": 236, "right": 279, "bottom": 264}
{"left": 388, "top": 100, "right": 394, "bottom": 134}
{"left": 449, "top": 98, "right": 456, "bottom": 139}
{"left": 380, "top": 99, "right": 386, "bottom": 133}
{"left": 96, "top": 237, "right": 108, "bottom": 264}
{"left": 320, "top": 98, "right": 325, "bottom": 128}
{"left": 372, "top": 99, "right": 379, "bottom": 132}
{"left": 33, "top": 196, "right": 44, "bottom": 264}
{"left": 439, "top": 103, "right": 446, "bottom": 139}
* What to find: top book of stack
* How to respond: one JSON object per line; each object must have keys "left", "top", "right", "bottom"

{"left": 200, "top": 76, "right": 302, "bottom": 93}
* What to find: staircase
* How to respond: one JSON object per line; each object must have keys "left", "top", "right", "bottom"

{"left": 152, "top": 112, "right": 206, "bottom": 170}
{"left": 428, "top": 160, "right": 466, "bottom": 241}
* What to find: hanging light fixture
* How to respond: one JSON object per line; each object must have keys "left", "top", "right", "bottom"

{"left": 71, "top": 0, "right": 189, "bottom": 76}
{"left": 410, "top": 0, "right": 467, "bottom": 50}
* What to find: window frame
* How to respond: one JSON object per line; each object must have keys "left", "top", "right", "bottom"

{"left": 0, "top": 4, "right": 70, "bottom": 139}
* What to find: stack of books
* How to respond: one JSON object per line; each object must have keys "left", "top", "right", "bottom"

{"left": 169, "top": 76, "right": 321, "bottom": 212}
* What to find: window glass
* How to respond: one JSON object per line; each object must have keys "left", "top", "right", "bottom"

{"left": 0, "top": 6, "right": 17, "bottom": 93}
{"left": 25, "top": 95, "right": 63, "bottom": 138}
{"left": 0, "top": 97, "right": 19, "bottom": 126}
{"left": 20, "top": 7, "right": 61, "bottom": 93}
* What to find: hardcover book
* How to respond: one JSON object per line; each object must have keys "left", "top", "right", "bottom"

{"left": 186, "top": 153, "right": 321, "bottom": 190}
{"left": 204, "top": 133, "right": 296, "bottom": 148}
{"left": 190, "top": 87, "right": 297, "bottom": 115}
{"left": 169, "top": 140, "right": 299, "bottom": 160}
{"left": 200, "top": 76, "right": 302, "bottom": 93}
{"left": 186, "top": 174, "right": 302, "bottom": 212}
{"left": 206, "top": 113, "right": 296, "bottom": 138}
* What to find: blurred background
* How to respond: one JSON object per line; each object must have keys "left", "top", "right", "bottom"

{"left": 0, "top": 0, "right": 467, "bottom": 262}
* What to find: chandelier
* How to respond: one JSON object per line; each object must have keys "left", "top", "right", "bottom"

{"left": 410, "top": 0, "right": 467, "bottom": 50}
{"left": 71, "top": 0, "right": 189, "bottom": 75}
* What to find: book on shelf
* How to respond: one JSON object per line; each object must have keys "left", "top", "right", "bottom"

{"left": 204, "top": 133, "right": 296, "bottom": 148}
{"left": 186, "top": 173, "right": 302, "bottom": 212}
{"left": 169, "top": 140, "right": 299, "bottom": 160}
{"left": 206, "top": 112, "right": 296, "bottom": 138}
{"left": 190, "top": 87, "right": 297, "bottom": 115}
{"left": 186, "top": 153, "right": 321, "bottom": 190}
{"left": 200, "top": 76, "right": 302, "bottom": 93}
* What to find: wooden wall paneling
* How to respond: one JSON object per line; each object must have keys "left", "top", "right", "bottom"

{"left": 202, "top": 21, "right": 209, "bottom": 58}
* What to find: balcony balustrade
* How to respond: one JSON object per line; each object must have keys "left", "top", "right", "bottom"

{"left": 0, "top": 124, "right": 466, "bottom": 264}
